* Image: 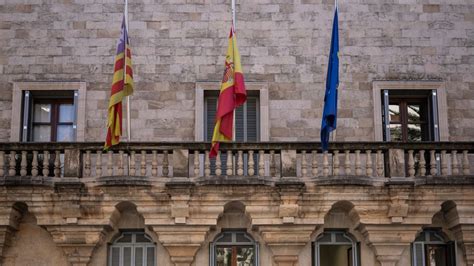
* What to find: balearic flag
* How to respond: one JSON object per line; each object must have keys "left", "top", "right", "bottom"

{"left": 210, "top": 27, "right": 247, "bottom": 157}
{"left": 104, "top": 15, "right": 134, "bottom": 150}
{"left": 321, "top": 6, "right": 339, "bottom": 151}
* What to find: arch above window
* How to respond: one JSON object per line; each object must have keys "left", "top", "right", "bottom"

{"left": 109, "top": 231, "right": 156, "bottom": 266}
{"left": 412, "top": 229, "right": 456, "bottom": 266}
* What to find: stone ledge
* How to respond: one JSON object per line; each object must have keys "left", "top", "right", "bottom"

{"left": 93, "top": 176, "right": 153, "bottom": 187}
{"left": 195, "top": 175, "right": 274, "bottom": 186}
{"left": 415, "top": 176, "right": 474, "bottom": 185}
{"left": 311, "top": 176, "right": 384, "bottom": 186}
{"left": 0, "top": 176, "right": 54, "bottom": 187}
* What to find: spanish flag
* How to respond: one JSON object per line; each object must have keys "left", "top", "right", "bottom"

{"left": 104, "top": 15, "right": 134, "bottom": 150}
{"left": 210, "top": 27, "right": 247, "bottom": 157}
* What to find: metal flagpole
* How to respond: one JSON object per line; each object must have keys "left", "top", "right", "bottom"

{"left": 332, "top": 0, "right": 338, "bottom": 142}
{"left": 125, "top": 0, "right": 131, "bottom": 142}
{"left": 231, "top": 0, "right": 236, "bottom": 141}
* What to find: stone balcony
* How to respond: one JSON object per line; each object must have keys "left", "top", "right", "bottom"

{"left": 0, "top": 141, "right": 473, "bottom": 188}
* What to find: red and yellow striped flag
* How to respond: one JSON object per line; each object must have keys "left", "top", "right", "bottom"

{"left": 104, "top": 16, "right": 134, "bottom": 149}
{"left": 210, "top": 27, "right": 247, "bottom": 157}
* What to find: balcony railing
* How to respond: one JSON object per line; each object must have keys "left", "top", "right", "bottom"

{"left": 0, "top": 142, "right": 473, "bottom": 185}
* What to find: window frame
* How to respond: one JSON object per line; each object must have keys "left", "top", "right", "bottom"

{"left": 411, "top": 230, "right": 456, "bottom": 266}
{"left": 108, "top": 231, "right": 157, "bottom": 266}
{"left": 312, "top": 230, "right": 360, "bottom": 266}
{"left": 372, "top": 81, "right": 448, "bottom": 141}
{"left": 11, "top": 82, "right": 86, "bottom": 142}
{"left": 210, "top": 230, "right": 259, "bottom": 266}
{"left": 195, "top": 82, "right": 269, "bottom": 142}
{"left": 30, "top": 97, "right": 75, "bottom": 142}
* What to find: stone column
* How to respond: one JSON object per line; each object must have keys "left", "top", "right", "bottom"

{"left": 152, "top": 225, "right": 210, "bottom": 266}
{"left": 257, "top": 225, "right": 315, "bottom": 266}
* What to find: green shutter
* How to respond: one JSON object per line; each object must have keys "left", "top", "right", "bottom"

{"left": 412, "top": 242, "right": 425, "bottom": 266}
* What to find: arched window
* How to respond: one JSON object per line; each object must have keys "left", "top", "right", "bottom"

{"left": 313, "top": 231, "right": 360, "bottom": 266}
{"left": 210, "top": 230, "right": 259, "bottom": 266}
{"left": 109, "top": 231, "right": 156, "bottom": 266}
{"left": 412, "top": 230, "right": 456, "bottom": 266}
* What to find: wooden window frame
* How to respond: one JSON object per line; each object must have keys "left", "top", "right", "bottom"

{"left": 31, "top": 98, "right": 74, "bottom": 142}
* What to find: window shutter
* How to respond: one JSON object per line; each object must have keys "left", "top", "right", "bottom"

{"left": 412, "top": 242, "right": 425, "bottom": 266}
{"left": 146, "top": 247, "right": 155, "bottom": 266}
{"left": 22, "top": 90, "right": 31, "bottom": 142}
{"left": 73, "top": 90, "right": 79, "bottom": 140}
{"left": 356, "top": 242, "right": 361, "bottom": 266}
{"left": 447, "top": 241, "right": 456, "bottom": 266}
{"left": 255, "top": 241, "right": 260, "bottom": 266}
{"left": 246, "top": 97, "right": 259, "bottom": 141}
{"left": 430, "top": 90, "right": 440, "bottom": 141}
{"left": 210, "top": 242, "right": 215, "bottom": 266}
{"left": 235, "top": 104, "right": 244, "bottom": 141}
{"left": 382, "top": 90, "right": 390, "bottom": 141}
{"left": 205, "top": 97, "right": 217, "bottom": 142}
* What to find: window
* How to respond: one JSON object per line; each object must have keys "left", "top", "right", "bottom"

{"left": 382, "top": 90, "right": 438, "bottom": 142}
{"left": 109, "top": 231, "right": 156, "bottom": 266}
{"left": 372, "top": 81, "right": 448, "bottom": 141}
{"left": 210, "top": 230, "right": 259, "bottom": 266}
{"left": 24, "top": 91, "right": 76, "bottom": 142}
{"left": 412, "top": 230, "right": 456, "bottom": 266}
{"left": 313, "top": 231, "right": 360, "bottom": 266}
{"left": 11, "top": 82, "right": 86, "bottom": 142}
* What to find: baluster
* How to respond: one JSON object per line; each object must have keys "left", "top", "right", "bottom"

{"left": 8, "top": 151, "right": 16, "bottom": 176}
{"left": 451, "top": 150, "right": 459, "bottom": 175}
{"left": 248, "top": 151, "right": 255, "bottom": 176}
{"left": 193, "top": 151, "right": 199, "bottom": 177}
{"left": 20, "top": 151, "right": 27, "bottom": 177}
{"left": 140, "top": 150, "right": 147, "bottom": 176}
{"left": 270, "top": 150, "right": 276, "bottom": 177}
{"left": 366, "top": 150, "right": 373, "bottom": 177}
{"left": 129, "top": 151, "right": 136, "bottom": 176}
{"left": 429, "top": 150, "right": 437, "bottom": 176}
{"left": 322, "top": 151, "right": 329, "bottom": 177}
{"left": 355, "top": 150, "right": 362, "bottom": 176}
{"left": 0, "top": 151, "right": 4, "bottom": 176}
{"left": 311, "top": 150, "right": 318, "bottom": 176}
{"left": 162, "top": 151, "right": 169, "bottom": 177}
{"left": 301, "top": 151, "right": 307, "bottom": 177}
{"left": 376, "top": 150, "right": 384, "bottom": 177}
{"left": 96, "top": 151, "right": 102, "bottom": 177}
{"left": 441, "top": 150, "right": 448, "bottom": 176}
{"left": 42, "top": 151, "right": 49, "bottom": 177}
{"left": 237, "top": 151, "right": 244, "bottom": 176}
{"left": 118, "top": 150, "right": 124, "bottom": 176}
{"left": 462, "top": 150, "right": 470, "bottom": 175}
{"left": 407, "top": 150, "right": 415, "bottom": 177}
{"left": 204, "top": 151, "right": 211, "bottom": 177}
{"left": 418, "top": 150, "right": 426, "bottom": 176}
{"left": 152, "top": 150, "right": 158, "bottom": 177}
{"left": 344, "top": 150, "right": 351, "bottom": 175}
{"left": 32, "top": 151, "right": 38, "bottom": 177}
{"left": 226, "top": 151, "right": 233, "bottom": 176}
{"left": 332, "top": 150, "right": 339, "bottom": 176}
{"left": 215, "top": 151, "right": 222, "bottom": 176}
{"left": 84, "top": 150, "right": 91, "bottom": 177}
{"left": 107, "top": 151, "right": 113, "bottom": 176}
{"left": 258, "top": 150, "right": 265, "bottom": 177}
{"left": 54, "top": 150, "right": 61, "bottom": 177}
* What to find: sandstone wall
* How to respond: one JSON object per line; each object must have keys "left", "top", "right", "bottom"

{"left": 0, "top": 0, "right": 473, "bottom": 141}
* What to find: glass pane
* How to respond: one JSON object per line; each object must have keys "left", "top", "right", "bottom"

{"left": 389, "top": 104, "right": 400, "bottom": 122}
{"left": 335, "top": 233, "right": 351, "bottom": 243}
{"left": 389, "top": 124, "right": 402, "bottom": 141}
{"left": 216, "top": 247, "right": 232, "bottom": 266}
{"left": 136, "top": 233, "right": 152, "bottom": 243}
{"left": 33, "top": 103, "right": 51, "bottom": 122}
{"left": 427, "top": 245, "right": 447, "bottom": 266}
{"left": 135, "top": 247, "right": 143, "bottom": 266}
{"left": 57, "top": 125, "right": 74, "bottom": 142}
{"left": 123, "top": 247, "right": 132, "bottom": 266}
{"left": 408, "top": 124, "right": 422, "bottom": 141}
{"left": 319, "top": 245, "right": 352, "bottom": 266}
{"left": 146, "top": 247, "right": 155, "bottom": 266}
{"left": 216, "top": 233, "right": 232, "bottom": 243}
{"left": 318, "top": 233, "right": 332, "bottom": 243}
{"left": 33, "top": 125, "right": 51, "bottom": 142}
{"left": 111, "top": 247, "right": 120, "bottom": 266}
{"left": 59, "top": 104, "right": 74, "bottom": 123}
{"left": 117, "top": 234, "right": 132, "bottom": 243}
{"left": 236, "top": 233, "right": 252, "bottom": 243}
{"left": 237, "top": 247, "right": 254, "bottom": 266}
{"left": 407, "top": 104, "right": 421, "bottom": 122}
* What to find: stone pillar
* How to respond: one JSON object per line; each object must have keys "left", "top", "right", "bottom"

{"left": 257, "top": 225, "right": 315, "bottom": 266}
{"left": 46, "top": 226, "right": 107, "bottom": 266}
{"left": 388, "top": 149, "right": 406, "bottom": 178}
{"left": 152, "top": 225, "right": 210, "bottom": 266}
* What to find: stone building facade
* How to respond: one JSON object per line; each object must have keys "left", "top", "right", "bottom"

{"left": 0, "top": 0, "right": 473, "bottom": 265}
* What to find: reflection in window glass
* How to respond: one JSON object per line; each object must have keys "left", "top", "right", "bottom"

{"left": 57, "top": 125, "right": 74, "bottom": 142}
{"left": 426, "top": 246, "right": 447, "bottom": 266}
{"left": 389, "top": 104, "right": 400, "bottom": 122}
{"left": 216, "top": 247, "right": 232, "bottom": 266}
{"left": 59, "top": 104, "right": 74, "bottom": 122}
{"left": 407, "top": 124, "right": 422, "bottom": 141}
{"left": 407, "top": 104, "right": 421, "bottom": 122}
{"left": 33, "top": 125, "right": 51, "bottom": 142}
{"left": 389, "top": 124, "right": 402, "bottom": 141}
{"left": 33, "top": 104, "right": 51, "bottom": 122}
{"left": 237, "top": 247, "right": 254, "bottom": 266}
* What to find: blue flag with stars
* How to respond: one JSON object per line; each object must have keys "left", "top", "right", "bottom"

{"left": 321, "top": 6, "right": 339, "bottom": 151}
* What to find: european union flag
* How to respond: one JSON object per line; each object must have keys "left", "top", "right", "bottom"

{"left": 321, "top": 7, "right": 339, "bottom": 151}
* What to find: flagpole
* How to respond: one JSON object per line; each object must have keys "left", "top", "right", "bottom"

{"left": 231, "top": 0, "right": 236, "bottom": 141}
{"left": 125, "top": 0, "right": 131, "bottom": 142}
{"left": 332, "top": 0, "right": 337, "bottom": 142}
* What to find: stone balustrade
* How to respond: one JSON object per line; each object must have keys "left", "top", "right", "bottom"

{"left": 0, "top": 142, "right": 472, "bottom": 181}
